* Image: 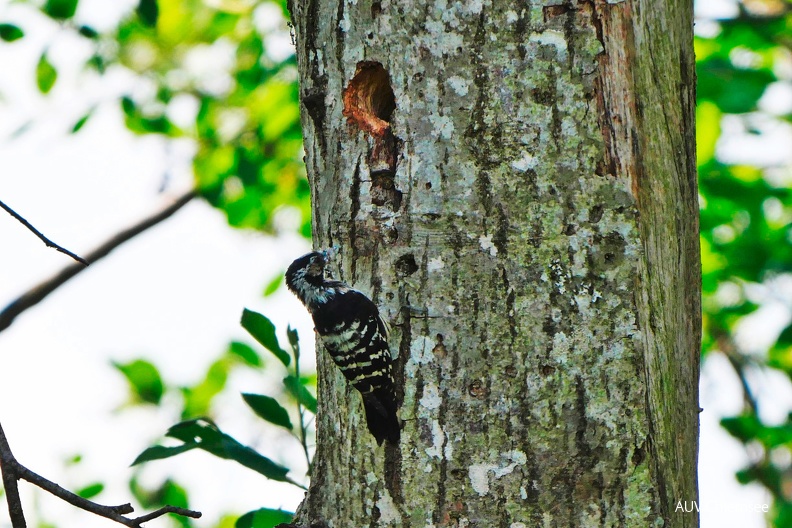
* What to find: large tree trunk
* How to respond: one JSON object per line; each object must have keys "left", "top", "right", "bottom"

{"left": 289, "top": 0, "right": 699, "bottom": 526}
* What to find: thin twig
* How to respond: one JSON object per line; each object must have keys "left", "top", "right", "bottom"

{"left": 716, "top": 334, "right": 760, "bottom": 415}
{"left": 0, "top": 198, "right": 88, "bottom": 265}
{"left": 0, "top": 421, "right": 201, "bottom": 527}
{"left": 131, "top": 506, "right": 202, "bottom": 525}
{"left": 291, "top": 337, "right": 312, "bottom": 474}
{"left": 0, "top": 191, "right": 196, "bottom": 334}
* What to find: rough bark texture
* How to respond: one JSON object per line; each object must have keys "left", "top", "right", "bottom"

{"left": 289, "top": 0, "right": 699, "bottom": 526}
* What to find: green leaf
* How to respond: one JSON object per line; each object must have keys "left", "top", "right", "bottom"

{"left": 87, "top": 53, "right": 105, "bottom": 73}
{"left": 113, "top": 359, "right": 164, "bottom": 405}
{"left": 43, "top": 0, "right": 78, "bottom": 20}
{"left": 71, "top": 108, "right": 94, "bottom": 133}
{"left": 242, "top": 393, "right": 292, "bottom": 430}
{"left": 140, "top": 419, "right": 292, "bottom": 482}
{"left": 76, "top": 483, "right": 104, "bottom": 499}
{"left": 0, "top": 24, "right": 24, "bottom": 42}
{"left": 136, "top": 0, "right": 158, "bottom": 27}
{"left": 236, "top": 508, "right": 293, "bottom": 528}
{"left": 241, "top": 309, "right": 290, "bottom": 367}
{"left": 180, "top": 359, "right": 230, "bottom": 419}
{"left": 227, "top": 341, "right": 263, "bottom": 367}
{"left": 263, "top": 274, "right": 282, "bottom": 297}
{"left": 77, "top": 25, "right": 98, "bottom": 39}
{"left": 721, "top": 414, "right": 761, "bottom": 442}
{"left": 36, "top": 52, "right": 57, "bottom": 94}
{"left": 697, "top": 57, "right": 775, "bottom": 113}
{"left": 130, "top": 477, "right": 189, "bottom": 511}
{"left": 121, "top": 96, "right": 136, "bottom": 116}
{"left": 132, "top": 443, "right": 198, "bottom": 466}
{"left": 695, "top": 101, "right": 720, "bottom": 167}
{"left": 283, "top": 375, "right": 317, "bottom": 414}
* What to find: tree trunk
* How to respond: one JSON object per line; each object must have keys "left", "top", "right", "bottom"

{"left": 289, "top": 0, "right": 699, "bottom": 526}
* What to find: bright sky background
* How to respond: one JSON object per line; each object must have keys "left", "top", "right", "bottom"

{"left": 1, "top": 0, "right": 791, "bottom": 527}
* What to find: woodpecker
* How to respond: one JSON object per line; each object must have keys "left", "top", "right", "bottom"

{"left": 285, "top": 249, "right": 400, "bottom": 445}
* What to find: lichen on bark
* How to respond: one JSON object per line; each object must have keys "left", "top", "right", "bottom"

{"left": 289, "top": 0, "right": 699, "bottom": 526}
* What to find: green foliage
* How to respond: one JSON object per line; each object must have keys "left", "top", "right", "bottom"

{"left": 136, "top": 0, "right": 159, "bottom": 27}
{"left": 241, "top": 309, "right": 290, "bottom": 367}
{"left": 42, "top": 0, "right": 78, "bottom": 20}
{"left": 111, "top": 0, "right": 308, "bottom": 233}
{"left": 70, "top": 109, "right": 93, "bottom": 133}
{"left": 228, "top": 341, "right": 263, "bottom": 368}
{"left": 77, "top": 25, "right": 98, "bottom": 39}
{"left": 76, "top": 483, "right": 104, "bottom": 499}
{"left": 0, "top": 23, "right": 24, "bottom": 42}
{"left": 133, "top": 419, "right": 293, "bottom": 483}
{"left": 36, "top": 52, "right": 57, "bottom": 94}
{"left": 128, "top": 311, "right": 315, "bottom": 524}
{"left": 242, "top": 393, "right": 293, "bottom": 430}
{"left": 235, "top": 508, "right": 293, "bottom": 528}
{"left": 23, "top": 0, "right": 309, "bottom": 235}
{"left": 130, "top": 477, "right": 193, "bottom": 528}
{"left": 114, "top": 359, "right": 164, "bottom": 405}
{"left": 263, "top": 273, "right": 283, "bottom": 297}
{"left": 282, "top": 375, "right": 317, "bottom": 414}
{"left": 697, "top": 5, "right": 792, "bottom": 526}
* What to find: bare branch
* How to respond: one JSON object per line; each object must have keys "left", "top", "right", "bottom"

{"left": 0, "top": 198, "right": 88, "bottom": 265}
{"left": 0, "top": 191, "right": 196, "bottom": 334}
{"left": 130, "top": 506, "right": 202, "bottom": 526}
{"left": 0, "top": 421, "right": 201, "bottom": 527}
{"left": 0, "top": 423, "right": 27, "bottom": 528}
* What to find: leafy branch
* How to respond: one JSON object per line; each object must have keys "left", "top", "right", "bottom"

{"left": 130, "top": 309, "right": 318, "bottom": 526}
{"left": 240, "top": 309, "right": 317, "bottom": 473}
{"left": 0, "top": 421, "right": 201, "bottom": 528}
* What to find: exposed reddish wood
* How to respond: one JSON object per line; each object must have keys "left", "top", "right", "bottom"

{"left": 342, "top": 61, "right": 395, "bottom": 138}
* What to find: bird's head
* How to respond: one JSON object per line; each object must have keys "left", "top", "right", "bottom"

{"left": 285, "top": 247, "right": 340, "bottom": 303}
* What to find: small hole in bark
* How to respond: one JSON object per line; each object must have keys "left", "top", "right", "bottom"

{"left": 425, "top": 181, "right": 432, "bottom": 190}
{"left": 342, "top": 62, "right": 395, "bottom": 138}
{"left": 432, "top": 334, "right": 447, "bottom": 358}
{"left": 367, "top": 32, "right": 374, "bottom": 40}
{"left": 382, "top": 226, "right": 399, "bottom": 244}
{"left": 395, "top": 254, "right": 418, "bottom": 276}
{"left": 589, "top": 204, "right": 604, "bottom": 223}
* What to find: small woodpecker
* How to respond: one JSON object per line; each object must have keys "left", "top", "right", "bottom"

{"left": 285, "top": 249, "right": 400, "bottom": 445}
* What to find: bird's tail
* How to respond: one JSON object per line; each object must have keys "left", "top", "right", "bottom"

{"left": 361, "top": 390, "right": 400, "bottom": 445}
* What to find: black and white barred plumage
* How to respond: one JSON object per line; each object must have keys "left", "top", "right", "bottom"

{"left": 285, "top": 250, "right": 400, "bottom": 445}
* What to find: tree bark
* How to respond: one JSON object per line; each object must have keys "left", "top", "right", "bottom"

{"left": 289, "top": 0, "right": 699, "bottom": 526}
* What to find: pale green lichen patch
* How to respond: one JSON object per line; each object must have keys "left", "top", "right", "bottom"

{"left": 468, "top": 450, "right": 528, "bottom": 496}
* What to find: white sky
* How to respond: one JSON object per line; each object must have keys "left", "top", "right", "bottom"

{"left": 1, "top": 0, "right": 790, "bottom": 527}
